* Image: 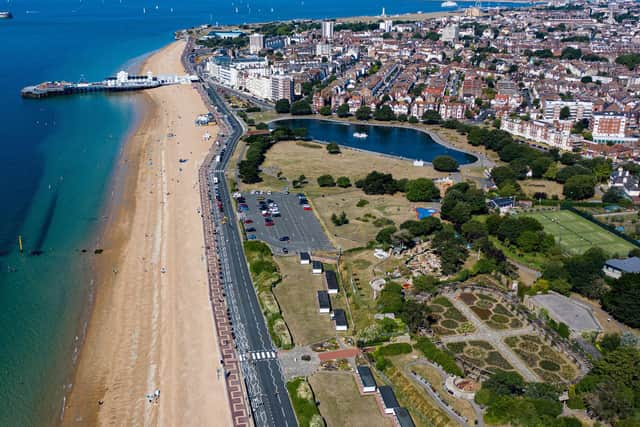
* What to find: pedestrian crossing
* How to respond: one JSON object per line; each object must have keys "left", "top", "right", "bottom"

{"left": 239, "top": 350, "right": 278, "bottom": 361}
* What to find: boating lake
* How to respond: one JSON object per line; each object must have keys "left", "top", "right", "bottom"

{"left": 270, "top": 118, "right": 478, "bottom": 165}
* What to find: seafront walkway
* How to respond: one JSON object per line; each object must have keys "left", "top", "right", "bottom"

{"left": 185, "top": 38, "right": 252, "bottom": 427}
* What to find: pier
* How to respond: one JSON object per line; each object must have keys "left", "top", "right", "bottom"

{"left": 21, "top": 70, "right": 199, "bottom": 98}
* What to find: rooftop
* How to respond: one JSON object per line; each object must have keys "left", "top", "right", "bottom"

{"left": 379, "top": 386, "right": 400, "bottom": 409}
{"left": 605, "top": 256, "right": 640, "bottom": 273}
{"left": 356, "top": 365, "right": 376, "bottom": 389}
{"left": 325, "top": 270, "right": 339, "bottom": 291}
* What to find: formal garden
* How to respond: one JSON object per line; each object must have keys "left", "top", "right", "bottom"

{"left": 427, "top": 296, "right": 475, "bottom": 336}
{"left": 457, "top": 292, "right": 524, "bottom": 330}
{"left": 445, "top": 341, "right": 515, "bottom": 374}
{"left": 504, "top": 335, "right": 578, "bottom": 383}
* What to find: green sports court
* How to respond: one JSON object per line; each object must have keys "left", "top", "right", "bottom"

{"left": 522, "top": 209, "right": 637, "bottom": 256}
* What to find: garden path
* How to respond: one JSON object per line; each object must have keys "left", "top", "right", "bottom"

{"left": 440, "top": 293, "right": 539, "bottom": 382}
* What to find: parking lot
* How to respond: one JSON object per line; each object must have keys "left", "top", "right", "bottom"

{"left": 238, "top": 192, "right": 334, "bottom": 255}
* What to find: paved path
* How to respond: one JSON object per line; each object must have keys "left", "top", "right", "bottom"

{"left": 278, "top": 346, "right": 321, "bottom": 380}
{"left": 442, "top": 293, "right": 540, "bottom": 382}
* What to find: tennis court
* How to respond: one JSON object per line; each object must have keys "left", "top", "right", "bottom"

{"left": 522, "top": 209, "right": 637, "bottom": 256}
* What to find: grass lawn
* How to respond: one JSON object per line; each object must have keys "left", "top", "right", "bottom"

{"left": 519, "top": 179, "right": 564, "bottom": 199}
{"left": 286, "top": 377, "right": 324, "bottom": 427}
{"left": 309, "top": 372, "right": 394, "bottom": 427}
{"left": 522, "top": 209, "right": 636, "bottom": 256}
{"left": 273, "top": 256, "right": 336, "bottom": 346}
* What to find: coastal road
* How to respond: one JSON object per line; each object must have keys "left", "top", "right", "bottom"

{"left": 203, "top": 84, "right": 297, "bottom": 427}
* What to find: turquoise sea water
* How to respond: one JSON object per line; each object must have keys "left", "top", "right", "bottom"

{"left": 0, "top": 1, "right": 525, "bottom": 425}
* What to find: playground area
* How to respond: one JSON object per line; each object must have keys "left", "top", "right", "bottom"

{"left": 521, "top": 209, "right": 637, "bottom": 256}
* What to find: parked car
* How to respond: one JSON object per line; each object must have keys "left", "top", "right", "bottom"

{"left": 243, "top": 219, "right": 253, "bottom": 224}
{"left": 279, "top": 236, "right": 290, "bottom": 241}
{"left": 245, "top": 227, "right": 256, "bottom": 232}
{"left": 303, "top": 205, "right": 312, "bottom": 211}
{"left": 247, "top": 234, "right": 257, "bottom": 240}
{"left": 282, "top": 247, "right": 289, "bottom": 254}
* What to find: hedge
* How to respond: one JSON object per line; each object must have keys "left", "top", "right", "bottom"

{"left": 413, "top": 338, "right": 463, "bottom": 376}
{"left": 377, "top": 343, "right": 413, "bottom": 357}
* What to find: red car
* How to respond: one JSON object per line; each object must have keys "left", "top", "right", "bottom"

{"left": 265, "top": 220, "right": 275, "bottom": 227}
{"left": 243, "top": 219, "right": 253, "bottom": 224}
{"left": 302, "top": 204, "right": 312, "bottom": 211}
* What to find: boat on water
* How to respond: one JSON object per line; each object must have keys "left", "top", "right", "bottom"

{"left": 353, "top": 132, "right": 368, "bottom": 139}
{"left": 441, "top": 1, "right": 458, "bottom": 7}
{"left": 0, "top": 11, "right": 13, "bottom": 19}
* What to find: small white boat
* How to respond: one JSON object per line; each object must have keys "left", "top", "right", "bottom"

{"left": 353, "top": 132, "right": 368, "bottom": 139}
{"left": 441, "top": 1, "right": 458, "bottom": 7}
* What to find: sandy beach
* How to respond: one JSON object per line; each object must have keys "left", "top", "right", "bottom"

{"left": 62, "top": 40, "right": 231, "bottom": 426}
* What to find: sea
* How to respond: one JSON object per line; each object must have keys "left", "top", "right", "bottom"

{"left": 0, "top": 0, "right": 526, "bottom": 425}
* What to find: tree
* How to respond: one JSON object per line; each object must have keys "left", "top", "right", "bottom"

{"left": 326, "top": 142, "right": 341, "bottom": 154}
{"left": 405, "top": 178, "right": 440, "bottom": 202}
{"left": 357, "top": 171, "right": 399, "bottom": 195}
{"left": 376, "top": 226, "right": 397, "bottom": 245}
{"left": 412, "top": 275, "right": 439, "bottom": 293}
{"left": 336, "top": 176, "right": 351, "bottom": 188}
{"left": 422, "top": 109, "right": 443, "bottom": 124}
{"left": 559, "top": 106, "right": 571, "bottom": 120}
{"left": 616, "top": 53, "right": 640, "bottom": 70}
{"left": 319, "top": 105, "right": 332, "bottom": 116}
{"left": 461, "top": 219, "right": 488, "bottom": 241}
{"left": 275, "top": 98, "right": 290, "bottom": 113}
{"left": 432, "top": 155, "right": 459, "bottom": 172}
{"left": 355, "top": 106, "right": 372, "bottom": 120}
{"left": 491, "top": 166, "right": 517, "bottom": 187}
{"left": 581, "top": 76, "right": 593, "bottom": 84}
{"left": 374, "top": 105, "right": 395, "bottom": 121}
{"left": 336, "top": 103, "right": 350, "bottom": 117}
{"left": 317, "top": 174, "right": 336, "bottom": 187}
{"left": 560, "top": 47, "right": 582, "bottom": 60}
{"left": 408, "top": 116, "right": 419, "bottom": 124}
{"left": 602, "top": 187, "right": 626, "bottom": 204}
{"left": 599, "top": 334, "right": 621, "bottom": 353}
{"left": 398, "top": 299, "right": 431, "bottom": 333}
{"left": 563, "top": 174, "right": 595, "bottom": 200}
{"left": 602, "top": 274, "right": 640, "bottom": 328}
{"left": 290, "top": 100, "right": 312, "bottom": 115}
{"left": 483, "top": 370, "right": 525, "bottom": 396}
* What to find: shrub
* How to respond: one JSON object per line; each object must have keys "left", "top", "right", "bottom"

{"left": 317, "top": 174, "right": 336, "bottom": 187}
{"left": 356, "top": 199, "right": 369, "bottom": 207}
{"left": 326, "top": 142, "right": 341, "bottom": 154}
{"left": 432, "top": 155, "right": 459, "bottom": 172}
{"left": 336, "top": 176, "right": 351, "bottom": 188}
{"left": 331, "top": 211, "right": 349, "bottom": 226}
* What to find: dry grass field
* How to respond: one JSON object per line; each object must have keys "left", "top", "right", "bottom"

{"left": 273, "top": 256, "right": 336, "bottom": 346}
{"left": 309, "top": 372, "right": 394, "bottom": 427}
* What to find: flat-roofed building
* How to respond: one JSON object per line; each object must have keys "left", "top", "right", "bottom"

{"left": 333, "top": 309, "right": 347, "bottom": 331}
{"left": 312, "top": 261, "right": 323, "bottom": 274}
{"left": 299, "top": 252, "right": 311, "bottom": 265}
{"left": 379, "top": 386, "right": 400, "bottom": 414}
{"left": 356, "top": 365, "right": 377, "bottom": 393}
{"left": 603, "top": 256, "right": 640, "bottom": 279}
{"left": 325, "top": 270, "right": 339, "bottom": 294}
{"left": 395, "top": 407, "right": 416, "bottom": 427}
{"left": 592, "top": 112, "right": 629, "bottom": 143}
{"left": 249, "top": 33, "right": 264, "bottom": 54}
{"left": 317, "top": 290, "right": 331, "bottom": 313}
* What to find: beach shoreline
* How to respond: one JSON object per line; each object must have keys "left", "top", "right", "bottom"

{"left": 61, "top": 40, "right": 231, "bottom": 426}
